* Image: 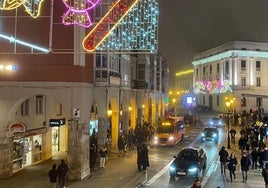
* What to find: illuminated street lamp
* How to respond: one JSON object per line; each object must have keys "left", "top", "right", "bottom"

{"left": 225, "top": 100, "right": 231, "bottom": 149}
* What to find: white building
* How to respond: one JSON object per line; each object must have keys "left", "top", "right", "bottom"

{"left": 192, "top": 41, "right": 268, "bottom": 114}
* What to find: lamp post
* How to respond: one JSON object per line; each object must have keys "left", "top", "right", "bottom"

{"left": 225, "top": 101, "right": 231, "bottom": 149}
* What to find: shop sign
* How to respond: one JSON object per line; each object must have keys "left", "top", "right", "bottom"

{"left": 9, "top": 122, "right": 26, "bottom": 133}
{"left": 49, "top": 118, "right": 66, "bottom": 127}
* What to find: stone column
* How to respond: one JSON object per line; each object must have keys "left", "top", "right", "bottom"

{"left": 68, "top": 120, "right": 90, "bottom": 180}
{"left": 0, "top": 136, "right": 13, "bottom": 178}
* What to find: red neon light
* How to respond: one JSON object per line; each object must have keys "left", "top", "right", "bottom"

{"left": 83, "top": 0, "right": 138, "bottom": 52}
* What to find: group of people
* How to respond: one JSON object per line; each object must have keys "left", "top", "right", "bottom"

{"left": 48, "top": 159, "right": 69, "bottom": 188}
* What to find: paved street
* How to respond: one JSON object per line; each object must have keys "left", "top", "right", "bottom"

{"left": 0, "top": 114, "right": 266, "bottom": 188}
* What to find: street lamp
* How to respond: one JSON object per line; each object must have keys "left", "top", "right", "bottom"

{"left": 225, "top": 100, "right": 231, "bottom": 149}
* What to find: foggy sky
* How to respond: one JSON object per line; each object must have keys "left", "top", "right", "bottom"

{"left": 158, "top": 0, "right": 268, "bottom": 85}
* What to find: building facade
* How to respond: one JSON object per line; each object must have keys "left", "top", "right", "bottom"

{"left": 0, "top": 0, "right": 166, "bottom": 180}
{"left": 192, "top": 41, "right": 268, "bottom": 114}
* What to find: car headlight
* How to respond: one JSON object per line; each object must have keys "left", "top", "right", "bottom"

{"left": 168, "top": 136, "right": 174, "bottom": 140}
{"left": 154, "top": 136, "right": 158, "bottom": 140}
{"left": 209, "top": 121, "right": 213, "bottom": 125}
{"left": 212, "top": 133, "right": 217, "bottom": 137}
{"left": 201, "top": 133, "right": 205, "bottom": 137}
{"left": 169, "top": 166, "right": 176, "bottom": 171}
{"left": 188, "top": 166, "right": 198, "bottom": 172}
{"left": 219, "top": 121, "right": 222, "bottom": 125}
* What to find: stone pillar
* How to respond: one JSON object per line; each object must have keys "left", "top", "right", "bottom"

{"left": 97, "top": 117, "right": 107, "bottom": 148}
{"left": 136, "top": 107, "right": 142, "bottom": 125}
{"left": 68, "top": 120, "right": 90, "bottom": 180}
{"left": 0, "top": 136, "right": 13, "bottom": 178}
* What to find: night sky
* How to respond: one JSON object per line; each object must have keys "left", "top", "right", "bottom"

{"left": 158, "top": 0, "right": 268, "bottom": 86}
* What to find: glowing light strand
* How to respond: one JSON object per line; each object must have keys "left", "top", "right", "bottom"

{"left": 96, "top": 0, "right": 158, "bottom": 52}
{"left": 0, "top": 33, "right": 49, "bottom": 53}
{"left": 0, "top": 0, "right": 44, "bottom": 18}
{"left": 83, "top": 0, "right": 139, "bottom": 52}
{"left": 61, "top": 0, "right": 100, "bottom": 28}
{"left": 193, "top": 80, "right": 233, "bottom": 94}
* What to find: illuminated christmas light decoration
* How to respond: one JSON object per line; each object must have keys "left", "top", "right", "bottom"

{"left": 96, "top": 0, "right": 158, "bottom": 52}
{"left": 61, "top": 0, "right": 100, "bottom": 28}
{"left": 0, "top": 64, "right": 17, "bottom": 71}
{"left": 0, "top": 33, "right": 49, "bottom": 53}
{"left": 193, "top": 80, "right": 233, "bottom": 94}
{"left": 0, "top": 0, "right": 44, "bottom": 18}
{"left": 175, "top": 69, "right": 193, "bottom": 77}
{"left": 83, "top": 0, "right": 139, "bottom": 52}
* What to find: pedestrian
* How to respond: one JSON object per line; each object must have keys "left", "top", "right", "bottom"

{"left": 191, "top": 178, "right": 201, "bottom": 188}
{"left": 230, "top": 128, "right": 236, "bottom": 144}
{"left": 137, "top": 142, "right": 149, "bottom": 172}
{"left": 99, "top": 145, "right": 108, "bottom": 168}
{"left": 218, "top": 146, "right": 229, "bottom": 174}
{"left": 227, "top": 152, "right": 237, "bottom": 182}
{"left": 48, "top": 164, "right": 58, "bottom": 188}
{"left": 262, "top": 163, "right": 268, "bottom": 188}
{"left": 90, "top": 142, "right": 97, "bottom": 170}
{"left": 262, "top": 147, "right": 268, "bottom": 169}
{"left": 57, "top": 159, "right": 68, "bottom": 188}
{"left": 240, "top": 151, "right": 251, "bottom": 183}
{"left": 251, "top": 147, "right": 259, "bottom": 170}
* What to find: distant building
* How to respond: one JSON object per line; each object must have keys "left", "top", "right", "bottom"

{"left": 192, "top": 41, "right": 268, "bottom": 114}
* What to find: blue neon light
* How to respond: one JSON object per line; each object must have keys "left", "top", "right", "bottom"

{"left": 0, "top": 33, "right": 49, "bottom": 53}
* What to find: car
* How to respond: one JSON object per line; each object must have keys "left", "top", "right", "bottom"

{"left": 208, "top": 117, "right": 224, "bottom": 127}
{"left": 169, "top": 147, "right": 207, "bottom": 180}
{"left": 201, "top": 127, "right": 219, "bottom": 143}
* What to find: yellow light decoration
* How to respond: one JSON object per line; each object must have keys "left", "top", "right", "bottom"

{"left": 175, "top": 69, "right": 194, "bottom": 77}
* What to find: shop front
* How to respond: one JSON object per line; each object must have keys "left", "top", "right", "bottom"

{"left": 10, "top": 122, "right": 46, "bottom": 172}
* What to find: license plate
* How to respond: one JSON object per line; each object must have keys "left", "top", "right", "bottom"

{"left": 177, "top": 171, "right": 186, "bottom": 175}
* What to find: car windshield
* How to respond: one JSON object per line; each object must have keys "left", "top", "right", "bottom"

{"left": 211, "top": 117, "right": 220, "bottom": 121}
{"left": 204, "top": 128, "right": 216, "bottom": 132}
{"left": 177, "top": 150, "right": 198, "bottom": 160}
{"left": 157, "top": 126, "right": 173, "bottom": 133}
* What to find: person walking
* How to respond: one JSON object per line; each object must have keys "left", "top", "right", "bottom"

{"left": 218, "top": 146, "right": 229, "bottom": 174}
{"left": 191, "top": 178, "right": 201, "bottom": 188}
{"left": 230, "top": 128, "right": 237, "bottom": 144}
{"left": 262, "top": 147, "right": 268, "bottom": 169}
{"left": 262, "top": 163, "right": 268, "bottom": 188}
{"left": 48, "top": 164, "right": 58, "bottom": 188}
{"left": 251, "top": 147, "right": 259, "bottom": 170}
{"left": 227, "top": 152, "right": 238, "bottom": 182}
{"left": 57, "top": 159, "right": 69, "bottom": 188}
{"left": 137, "top": 142, "right": 149, "bottom": 172}
{"left": 99, "top": 145, "right": 108, "bottom": 168}
{"left": 240, "top": 151, "right": 251, "bottom": 183}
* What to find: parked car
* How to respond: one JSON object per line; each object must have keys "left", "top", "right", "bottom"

{"left": 207, "top": 117, "right": 224, "bottom": 127}
{"left": 169, "top": 147, "right": 207, "bottom": 180}
{"left": 201, "top": 127, "right": 218, "bottom": 143}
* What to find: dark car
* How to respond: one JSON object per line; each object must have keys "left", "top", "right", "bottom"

{"left": 201, "top": 127, "right": 218, "bottom": 143}
{"left": 207, "top": 117, "right": 224, "bottom": 127}
{"left": 169, "top": 147, "right": 207, "bottom": 180}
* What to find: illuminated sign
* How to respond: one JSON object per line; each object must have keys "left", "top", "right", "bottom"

{"left": 49, "top": 118, "right": 66, "bottom": 127}
{"left": 193, "top": 80, "right": 233, "bottom": 94}
{"left": 61, "top": 0, "right": 100, "bottom": 28}
{"left": 83, "top": 0, "right": 139, "bottom": 52}
{"left": 0, "top": 0, "right": 44, "bottom": 18}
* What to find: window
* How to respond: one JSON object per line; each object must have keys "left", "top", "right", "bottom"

{"left": 216, "top": 95, "right": 219, "bottom": 106}
{"left": 225, "top": 61, "right": 229, "bottom": 74}
{"left": 21, "top": 99, "right": 29, "bottom": 116}
{"left": 256, "top": 77, "right": 261, "bottom": 87}
{"left": 202, "top": 95, "right": 205, "bottom": 105}
{"left": 56, "top": 102, "right": 62, "bottom": 116}
{"left": 209, "top": 65, "right": 212, "bottom": 74}
{"left": 216, "top": 63, "right": 219, "bottom": 73}
{"left": 241, "top": 60, "right": 246, "bottom": 71}
{"left": 196, "top": 68, "right": 198, "bottom": 77}
{"left": 36, "top": 95, "right": 44, "bottom": 114}
{"left": 203, "top": 67, "right": 205, "bottom": 75}
{"left": 241, "top": 77, "right": 246, "bottom": 86}
{"left": 256, "top": 61, "right": 261, "bottom": 71}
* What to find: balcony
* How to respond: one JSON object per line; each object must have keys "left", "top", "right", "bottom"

{"left": 132, "top": 80, "right": 148, "bottom": 89}
{"left": 232, "top": 85, "right": 254, "bottom": 90}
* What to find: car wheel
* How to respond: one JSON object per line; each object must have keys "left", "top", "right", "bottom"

{"left": 169, "top": 176, "right": 176, "bottom": 181}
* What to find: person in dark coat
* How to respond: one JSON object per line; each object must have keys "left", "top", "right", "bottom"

{"left": 262, "top": 163, "right": 268, "bottom": 188}
{"left": 48, "top": 164, "right": 58, "bottom": 188}
{"left": 191, "top": 178, "right": 201, "bottom": 188}
{"left": 218, "top": 146, "right": 229, "bottom": 174}
{"left": 57, "top": 159, "right": 69, "bottom": 188}
{"left": 90, "top": 142, "right": 97, "bottom": 169}
{"left": 262, "top": 147, "right": 268, "bottom": 169}
{"left": 240, "top": 151, "right": 251, "bottom": 183}
{"left": 227, "top": 152, "right": 238, "bottom": 182}
{"left": 251, "top": 147, "right": 259, "bottom": 169}
{"left": 137, "top": 142, "right": 149, "bottom": 171}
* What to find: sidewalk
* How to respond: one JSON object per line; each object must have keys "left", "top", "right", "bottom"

{"left": 204, "top": 124, "right": 265, "bottom": 188}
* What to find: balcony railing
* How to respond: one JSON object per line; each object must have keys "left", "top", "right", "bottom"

{"left": 232, "top": 85, "right": 254, "bottom": 90}
{"left": 132, "top": 80, "right": 148, "bottom": 89}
